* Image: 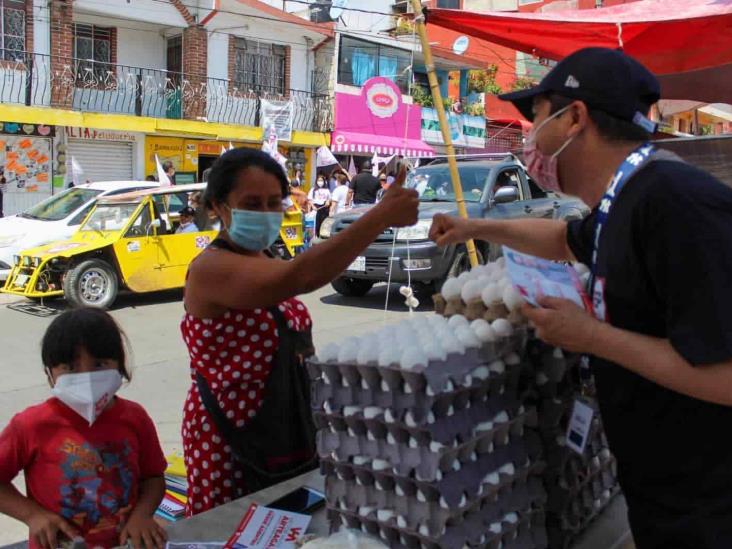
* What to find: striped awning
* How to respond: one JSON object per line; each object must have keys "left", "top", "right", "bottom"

{"left": 330, "top": 130, "right": 435, "bottom": 158}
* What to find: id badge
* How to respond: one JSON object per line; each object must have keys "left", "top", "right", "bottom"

{"left": 566, "top": 398, "right": 596, "bottom": 455}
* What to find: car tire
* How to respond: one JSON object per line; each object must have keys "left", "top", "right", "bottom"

{"left": 63, "top": 259, "right": 119, "bottom": 310}
{"left": 331, "top": 277, "right": 374, "bottom": 297}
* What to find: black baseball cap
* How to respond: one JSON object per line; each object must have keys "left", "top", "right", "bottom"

{"left": 179, "top": 206, "right": 195, "bottom": 216}
{"left": 499, "top": 47, "right": 660, "bottom": 132}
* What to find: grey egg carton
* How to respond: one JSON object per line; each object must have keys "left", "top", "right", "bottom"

{"left": 319, "top": 429, "right": 539, "bottom": 508}
{"left": 307, "top": 329, "right": 527, "bottom": 397}
{"left": 327, "top": 505, "right": 547, "bottom": 549}
{"left": 314, "top": 392, "right": 522, "bottom": 447}
{"left": 311, "top": 360, "right": 522, "bottom": 417}
{"left": 315, "top": 407, "right": 537, "bottom": 485}
{"left": 322, "top": 455, "right": 545, "bottom": 525}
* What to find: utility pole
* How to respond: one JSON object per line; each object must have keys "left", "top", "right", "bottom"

{"left": 409, "top": 0, "right": 479, "bottom": 267}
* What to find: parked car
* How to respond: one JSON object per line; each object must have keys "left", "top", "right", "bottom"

{"left": 0, "top": 181, "right": 159, "bottom": 281}
{"left": 2, "top": 184, "right": 215, "bottom": 309}
{"left": 317, "top": 156, "right": 588, "bottom": 298}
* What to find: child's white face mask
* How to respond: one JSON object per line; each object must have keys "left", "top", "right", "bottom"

{"left": 51, "top": 370, "right": 122, "bottom": 425}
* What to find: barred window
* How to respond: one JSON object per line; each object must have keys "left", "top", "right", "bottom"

{"left": 73, "top": 23, "right": 113, "bottom": 85}
{"left": 233, "top": 38, "right": 286, "bottom": 95}
{"left": 0, "top": 0, "right": 26, "bottom": 62}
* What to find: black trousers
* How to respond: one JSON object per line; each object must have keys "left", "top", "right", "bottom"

{"left": 628, "top": 496, "right": 732, "bottom": 549}
{"left": 0, "top": 192, "right": 4, "bottom": 217}
{"left": 314, "top": 206, "right": 329, "bottom": 237}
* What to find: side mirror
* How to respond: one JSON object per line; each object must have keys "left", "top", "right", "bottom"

{"left": 493, "top": 186, "right": 519, "bottom": 205}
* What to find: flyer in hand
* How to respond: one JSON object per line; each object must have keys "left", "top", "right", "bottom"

{"left": 224, "top": 504, "right": 311, "bottom": 549}
{"left": 502, "top": 246, "right": 591, "bottom": 311}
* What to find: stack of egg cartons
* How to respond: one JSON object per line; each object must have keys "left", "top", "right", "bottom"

{"left": 523, "top": 341, "right": 619, "bottom": 549}
{"left": 308, "top": 259, "right": 548, "bottom": 549}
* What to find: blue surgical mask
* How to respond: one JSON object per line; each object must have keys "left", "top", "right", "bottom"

{"left": 225, "top": 207, "right": 283, "bottom": 251}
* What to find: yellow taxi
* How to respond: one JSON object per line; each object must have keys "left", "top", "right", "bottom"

{"left": 2, "top": 184, "right": 217, "bottom": 309}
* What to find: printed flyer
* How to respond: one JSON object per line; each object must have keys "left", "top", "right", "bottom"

{"left": 224, "top": 504, "right": 311, "bottom": 549}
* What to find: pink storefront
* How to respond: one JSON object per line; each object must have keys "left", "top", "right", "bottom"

{"left": 331, "top": 77, "right": 435, "bottom": 159}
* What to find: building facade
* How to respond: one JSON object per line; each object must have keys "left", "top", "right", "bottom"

{"left": 0, "top": 0, "right": 333, "bottom": 215}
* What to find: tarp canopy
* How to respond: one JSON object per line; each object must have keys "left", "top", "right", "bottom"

{"left": 426, "top": 0, "right": 732, "bottom": 103}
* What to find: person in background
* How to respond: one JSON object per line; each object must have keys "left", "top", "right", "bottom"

{"left": 145, "top": 175, "right": 157, "bottom": 182}
{"left": 181, "top": 149, "right": 418, "bottom": 516}
{"left": 176, "top": 206, "right": 200, "bottom": 234}
{"left": 162, "top": 161, "right": 176, "bottom": 185}
{"left": 376, "top": 173, "right": 392, "bottom": 202}
{"left": 429, "top": 47, "right": 732, "bottom": 549}
{"left": 0, "top": 308, "right": 167, "bottom": 549}
{"left": 330, "top": 173, "right": 351, "bottom": 215}
{"left": 348, "top": 160, "right": 380, "bottom": 206}
{"left": 201, "top": 167, "right": 212, "bottom": 183}
{"left": 308, "top": 175, "right": 332, "bottom": 236}
{"left": 189, "top": 191, "right": 211, "bottom": 231}
{"left": 0, "top": 170, "right": 6, "bottom": 218}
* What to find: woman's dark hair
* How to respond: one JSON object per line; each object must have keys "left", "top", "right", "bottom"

{"left": 203, "top": 148, "right": 290, "bottom": 209}
{"left": 42, "top": 307, "right": 130, "bottom": 380}
{"left": 548, "top": 94, "right": 651, "bottom": 143}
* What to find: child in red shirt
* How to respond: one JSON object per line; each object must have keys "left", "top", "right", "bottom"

{"left": 0, "top": 308, "right": 168, "bottom": 549}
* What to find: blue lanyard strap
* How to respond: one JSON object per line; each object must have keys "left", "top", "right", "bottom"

{"left": 588, "top": 142, "right": 655, "bottom": 299}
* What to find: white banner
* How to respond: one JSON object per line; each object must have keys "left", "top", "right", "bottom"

{"left": 421, "top": 108, "right": 487, "bottom": 148}
{"left": 316, "top": 146, "right": 339, "bottom": 168}
{"left": 260, "top": 99, "right": 293, "bottom": 142}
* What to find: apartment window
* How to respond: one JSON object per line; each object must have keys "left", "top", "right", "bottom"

{"left": 73, "top": 24, "right": 113, "bottom": 85}
{"left": 338, "top": 36, "right": 411, "bottom": 93}
{"left": 436, "top": 0, "right": 461, "bottom": 7}
{"left": 1, "top": 0, "right": 25, "bottom": 61}
{"left": 233, "top": 38, "right": 287, "bottom": 94}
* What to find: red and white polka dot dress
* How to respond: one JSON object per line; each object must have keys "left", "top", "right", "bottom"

{"left": 180, "top": 299, "right": 312, "bottom": 516}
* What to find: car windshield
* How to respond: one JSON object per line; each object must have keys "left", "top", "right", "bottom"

{"left": 406, "top": 165, "right": 491, "bottom": 202}
{"left": 19, "top": 188, "right": 101, "bottom": 221}
{"left": 81, "top": 204, "right": 140, "bottom": 232}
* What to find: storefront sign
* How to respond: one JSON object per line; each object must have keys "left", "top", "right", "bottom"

{"left": 0, "top": 135, "right": 52, "bottom": 193}
{"left": 65, "top": 127, "right": 136, "bottom": 142}
{"left": 0, "top": 122, "right": 53, "bottom": 137}
{"left": 421, "top": 108, "right": 487, "bottom": 148}
{"left": 364, "top": 79, "right": 400, "bottom": 119}
{"left": 260, "top": 99, "right": 293, "bottom": 142}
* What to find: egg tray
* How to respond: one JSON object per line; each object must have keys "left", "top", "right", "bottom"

{"left": 318, "top": 429, "right": 540, "bottom": 508}
{"left": 307, "top": 328, "right": 527, "bottom": 396}
{"left": 322, "top": 455, "right": 545, "bottom": 526}
{"left": 327, "top": 505, "right": 547, "bottom": 549}
{"left": 311, "top": 361, "right": 523, "bottom": 417}
{"left": 544, "top": 468, "right": 618, "bottom": 515}
{"left": 314, "top": 392, "right": 523, "bottom": 447}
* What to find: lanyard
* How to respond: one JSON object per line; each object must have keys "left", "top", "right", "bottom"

{"left": 580, "top": 142, "right": 655, "bottom": 385}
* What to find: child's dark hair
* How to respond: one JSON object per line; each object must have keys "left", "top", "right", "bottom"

{"left": 41, "top": 308, "right": 131, "bottom": 380}
{"left": 203, "top": 148, "right": 290, "bottom": 209}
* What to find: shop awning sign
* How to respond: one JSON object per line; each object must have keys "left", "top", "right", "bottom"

{"left": 260, "top": 99, "right": 293, "bottom": 143}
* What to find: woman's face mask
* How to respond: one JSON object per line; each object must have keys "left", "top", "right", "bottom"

{"left": 316, "top": 179, "right": 325, "bottom": 188}
{"left": 523, "top": 105, "right": 575, "bottom": 193}
{"left": 225, "top": 205, "right": 283, "bottom": 251}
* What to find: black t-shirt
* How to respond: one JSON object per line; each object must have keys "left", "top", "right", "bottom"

{"left": 567, "top": 159, "right": 732, "bottom": 511}
{"left": 350, "top": 172, "right": 380, "bottom": 204}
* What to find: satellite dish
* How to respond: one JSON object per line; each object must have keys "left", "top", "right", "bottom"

{"left": 453, "top": 36, "right": 470, "bottom": 55}
{"left": 330, "top": 0, "right": 347, "bottom": 20}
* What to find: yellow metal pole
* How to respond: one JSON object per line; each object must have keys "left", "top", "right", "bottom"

{"left": 409, "top": 0, "right": 479, "bottom": 268}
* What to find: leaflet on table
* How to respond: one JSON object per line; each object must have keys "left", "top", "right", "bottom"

{"left": 502, "top": 246, "right": 591, "bottom": 310}
{"left": 224, "top": 503, "right": 311, "bottom": 549}
{"left": 166, "top": 543, "right": 225, "bottom": 549}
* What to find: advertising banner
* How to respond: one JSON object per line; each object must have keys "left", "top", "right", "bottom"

{"left": 421, "top": 108, "right": 487, "bottom": 148}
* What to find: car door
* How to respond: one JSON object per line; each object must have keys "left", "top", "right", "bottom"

{"left": 155, "top": 191, "right": 216, "bottom": 289}
{"left": 112, "top": 202, "right": 166, "bottom": 292}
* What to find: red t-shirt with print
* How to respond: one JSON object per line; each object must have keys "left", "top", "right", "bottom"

{"left": 0, "top": 397, "right": 167, "bottom": 548}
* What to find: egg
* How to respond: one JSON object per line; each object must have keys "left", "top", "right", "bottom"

{"left": 317, "top": 343, "right": 340, "bottom": 363}
{"left": 447, "top": 314, "right": 469, "bottom": 329}
{"left": 372, "top": 458, "right": 390, "bottom": 471}
{"left": 495, "top": 256, "right": 506, "bottom": 269}
{"left": 499, "top": 462, "right": 515, "bottom": 476}
{"left": 488, "top": 360, "right": 505, "bottom": 374}
{"left": 573, "top": 262, "right": 590, "bottom": 276}
{"left": 502, "top": 285, "right": 525, "bottom": 311}
{"left": 456, "top": 325, "right": 481, "bottom": 348}
{"left": 377, "top": 509, "right": 394, "bottom": 522}
{"left": 472, "top": 320, "right": 497, "bottom": 342}
{"left": 377, "top": 345, "right": 400, "bottom": 367}
{"left": 472, "top": 366, "right": 490, "bottom": 380}
{"left": 457, "top": 270, "right": 472, "bottom": 283}
{"left": 441, "top": 335, "right": 466, "bottom": 355}
{"left": 505, "top": 352, "right": 521, "bottom": 365}
{"left": 493, "top": 410, "right": 509, "bottom": 424}
{"left": 401, "top": 347, "right": 428, "bottom": 370}
{"left": 481, "top": 283, "right": 502, "bottom": 306}
{"left": 364, "top": 406, "right": 382, "bottom": 419}
{"left": 504, "top": 512, "right": 519, "bottom": 525}
{"left": 491, "top": 318, "right": 514, "bottom": 337}
{"left": 423, "top": 341, "right": 447, "bottom": 362}
{"left": 460, "top": 279, "right": 483, "bottom": 302}
{"left": 552, "top": 347, "right": 565, "bottom": 359}
{"left": 440, "top": 277, "right": 461, "bottom": 300}
{"left": 484, "top": 472, "right": 500, "bottom": 485}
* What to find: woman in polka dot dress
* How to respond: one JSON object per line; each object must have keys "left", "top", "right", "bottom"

{"left": 182, "top": 149, "right": 418, "bottom": 516}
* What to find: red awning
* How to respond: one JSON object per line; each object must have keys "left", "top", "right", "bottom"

{"left": 426, "top": 0, "right": 732, "bottom": 103}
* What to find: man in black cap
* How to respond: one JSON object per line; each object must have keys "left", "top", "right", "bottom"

{"left": 176, "top": 206, "right": 199, "bottom": 234}
{"left": 429, "top": 47, "right": 732, "bottom": 548}
{"left": 348, "top": 159, "right": 380, "bottom": 206}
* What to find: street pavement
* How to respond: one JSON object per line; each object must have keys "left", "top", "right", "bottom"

{"left": 0, "top": 286, "right": 633, "bottom": 548}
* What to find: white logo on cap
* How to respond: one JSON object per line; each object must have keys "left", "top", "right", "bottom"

{"left": 565, "top": 75, "right": 580, "bottom": 88}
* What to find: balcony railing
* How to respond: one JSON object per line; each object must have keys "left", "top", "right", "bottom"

{"left": 0, "top": 50, "right": 333, "bottom": 133}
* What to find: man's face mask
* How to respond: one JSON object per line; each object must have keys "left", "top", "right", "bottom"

{"left": 523, "top": 105, "right": 574, "bottom": 193}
